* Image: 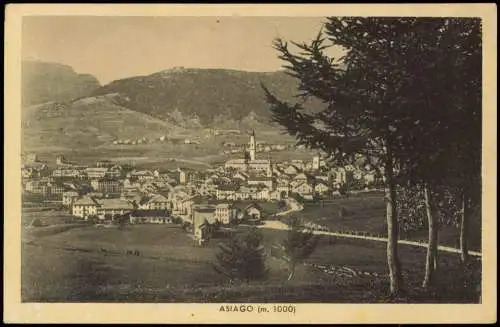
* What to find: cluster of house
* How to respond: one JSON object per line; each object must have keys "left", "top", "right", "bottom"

{"left": 21, "top": 132, "right": 382, "bottom": 243}
{"left": 70, "top": 185, "right": 269, "bottom": 243}
{"left": 220, "top": 130, "right": 380, "bottom": 201}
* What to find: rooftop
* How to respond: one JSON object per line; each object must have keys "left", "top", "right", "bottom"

{"left": 99, "top": 198, "right": 135, "bottom": 210}
{"left": 73, "top": 196, "right": 100, "bottom": 206}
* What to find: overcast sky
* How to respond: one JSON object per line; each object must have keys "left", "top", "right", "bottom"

{"left": 22, "top": 16, "right": 344, "bottom": 85}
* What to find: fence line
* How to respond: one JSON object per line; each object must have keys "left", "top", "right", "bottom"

{"left": 273, "top": 197, "right": 481, "bottom": 257}
{"left": 312, "top": 229, "right": 482, "bottom": 257}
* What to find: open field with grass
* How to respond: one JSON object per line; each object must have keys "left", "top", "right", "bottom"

{"left": 22, "top": 220, "right": 481, "bottom": 303}
{"left": 288, "top": 192, "right": 387, "bottom": 233}
{"left": 285, "top": 192, "right": 481, "bottom": 252}
{"left": 22, "top": 208, "right": 75, "bottom": 227}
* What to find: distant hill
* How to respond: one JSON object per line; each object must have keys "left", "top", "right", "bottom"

{"left": 22, "top": 60, "right": 101, "bottom": 106}
{"left": 91, "top": 68, "right": 305, "bottom": 126}
{"left": 22, "top": 94, "right": 184, "bottom": 151}
{"left": 22, "top": 65, "right": 323, "bottom": 152}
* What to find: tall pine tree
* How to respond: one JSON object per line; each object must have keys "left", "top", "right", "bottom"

{"left": 212, "top": 227, "right": 268, "bottom": 282}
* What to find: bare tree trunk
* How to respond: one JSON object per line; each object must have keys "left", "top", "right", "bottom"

{"left": 460, "top": 188, "right": 469, "bottom": 264}
{"left": 423, "top": 183, "right": 438, "bottom": 289}
{"left": 385, "top": 155, "right": 401, "bottom": 296}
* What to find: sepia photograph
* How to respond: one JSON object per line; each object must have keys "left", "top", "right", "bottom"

{"left": 4, "top": 3, "right": 497, "bottom": 324}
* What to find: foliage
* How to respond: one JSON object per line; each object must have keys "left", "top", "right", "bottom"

{"left": 346, "top": 179, "right": 366, "bottom": 191}
{"left": 397, "top": 183, "right": 464, "bottom": 237}
{"left": 171, "top": 216, "right": 183, "bottom": 224}
{"left": 211, "top": 219, "right": 223, "bottom": 231}
{"left": 212, "top": 227, "right": 268, "bottom": 282}
{"left": 281, "top": 217, "right": 320, "bottom": 280}
{"left": 182, "top": 221, "right": 192, "bottom": 232}
{"left": 396, "top": 184, "right": 432, "bottom": 241}
{"left": 262, "top": 16, "right": 482, "bottom": 293}
{"left": 262, "top": 17, "right": 423, "bottom": 294}
{"left": 338, "top": 184, "right": 348, "bottom": 196}
{"left": 116, "top": 214, "right": 128, "bottom": 230}
{"left": 88, "top": 215, "right": 100, "bottom": 224}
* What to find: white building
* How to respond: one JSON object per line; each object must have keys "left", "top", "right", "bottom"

{"left": 72, "top": 196, "right": 100, "bottom": 218}
{"left": 215, "top": 203, "right": 237, "bottom": 224}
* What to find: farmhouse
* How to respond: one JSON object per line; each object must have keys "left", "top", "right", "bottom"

{"left": 138, "top": 194, "right": 170, "bottom": 210}
{"left": 72, "top": 196, "right": 100, "bottom": 218}
{"left": 129, "top": 210, "right": 172, "bottom": 224}
{"left": 96, "top": 198, "right": 135, "bottom": 219}
{"left": 242, "top": 203, "right": 263, "bottom": 220}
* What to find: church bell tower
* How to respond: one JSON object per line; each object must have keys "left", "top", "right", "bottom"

{"left": 248, "top": 129, "right": 256, "bottom": 161}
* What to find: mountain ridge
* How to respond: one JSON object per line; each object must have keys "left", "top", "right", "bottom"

{"left": 21, "top": 61, "right": 314, "bottom": 151}
{"left": 90, "top": 67, "right": 304, "bottom": 126}
{"left": 22, "top": 60, "right": 102, "bottom": 106}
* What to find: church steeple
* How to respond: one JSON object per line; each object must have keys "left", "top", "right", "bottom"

{"left": 249, "top": 130, "right": 256, "bottom": 161}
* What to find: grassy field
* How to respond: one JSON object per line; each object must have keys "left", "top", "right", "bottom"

{"left": 22, "top": 208, "right": 75, "bottom": 227}
{"left": 22, "top": 219, "right": 481, "bottom": 303}
{"left": 286, "top": 192, "right": 387, "bottom": 233}
{"left": 285, "top": 192, "right": 481, "bottom": 252}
